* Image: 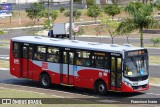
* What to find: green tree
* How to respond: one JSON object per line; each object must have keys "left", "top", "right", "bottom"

{"left": 64, "top": 9, "right": 82, "bottom": 22}
{"left": 60, "top": 7, "right": 65, "bottom": 13}
{"left": 150, "top": 38, "right": 160, "bottom": 46}
{"left": 104, "top": 4, "right": 121, "bottom": 20}
{"left": 116, "top": 2, "right": 158, "bottom": 47}
{"left": 26, "top": 2, "right": 44, "bottom": 24}
{"left": 101, "top": 17, "right": 120, "bottom": 44}
{"left": 0, "top": 30, "right": 5, "bottom": 43}
{"left": 43, "top": 20, "right": 52, "bottom": 30}
{"left": 86, "top": 0, "right": 96, "bottom": 8}
{"left": 0, "top": 30, "right": 4, "bottom": 35}
{"left": 111, "top": 0, "right": 121, "bottom": 4}
{"left": 41, "top": 10, "right": 58, "bottom": 22}
{"left": 95, "top": 25, "right": 105, "bottom": 43}
{"left": 87, "top": 5, "right": 102, "bottom": 22}
{"left": 41, "top": 10, "right": 58, "bottom": 30}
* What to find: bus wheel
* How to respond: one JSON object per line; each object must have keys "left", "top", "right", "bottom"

{"left": 95, "top": 81, "right": 107, "bottom": 95}
{"left": 40, "top": 74, "right": 51, "bottom": 88}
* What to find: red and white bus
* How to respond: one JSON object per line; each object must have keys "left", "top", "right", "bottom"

{"left": 10, "top": 36, "right": 149, "bottom": 94}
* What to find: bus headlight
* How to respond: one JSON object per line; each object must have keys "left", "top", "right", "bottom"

{"left": 124, "top": 81, "right": 132, "bottom": 88}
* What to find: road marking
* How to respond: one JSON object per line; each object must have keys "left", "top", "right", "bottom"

{"left": 0, "top": 68, "right": 9, "bottom": 70}
{"left": 146, "top": 93, "right": 160, "bottom": 96}
{"left": 0, "top": 83, "right": 96, "bottom": 98}
{"left": 0, "top": 56, "right": 9, "bottom": 60}
{"left": 52, "top": 95, "right": 65, "bottom": 98}
{"left": 0, "top": 55, "right": 9, "bottom": 57}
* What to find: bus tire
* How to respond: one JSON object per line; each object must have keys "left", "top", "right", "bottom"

{"left": 40, "top": 74, "right": 51, "bottom": 88}
{"left": 95, "top": 81, "right": 107, "bottom": 95}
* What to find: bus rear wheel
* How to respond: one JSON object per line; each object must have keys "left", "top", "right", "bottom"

{"left": 95, "top": 81, "right": 107, "bottom": 95}
{"left": 40, "top": 74, "right": 51, "bottom": 88}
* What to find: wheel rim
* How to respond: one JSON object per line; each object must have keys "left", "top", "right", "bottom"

{"left": 98, "top": 84, "right": 105, "bottom": 92}
{"left": 42, "top": 77, "right": 48, "bottom": 86}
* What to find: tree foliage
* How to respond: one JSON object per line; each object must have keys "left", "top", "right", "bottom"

{"left": 101, "top": 16, "right": 120, "bottom": 44}
{"left": 104, "top": 4, "right": 121, "bottom": 20}
{"left": 116, "top": 2, "right": 158, "bottom": 47}
{"left": 86, "top": 0, "right": 96, "bottom": 8}
{"left": 26, "top": 2, "right": 45, "bottom": 24}
{"left": 64, "top": 9, "right": 82, "bottom": 22}
{"left": 0, "top": 30, "right": 4, "bottom": 35}
{"left": 111, "top": 0, "right": 121, "bottom": 4}
{"left": 150, "top": 38, "right": 160, "bottom": 46}
{"left": 87, "top": 5, "right": 102, "bottom": 22}
{"left": 60, "top": 7, "right": 65, "bottom": 13}
{"left": 41, "top": 10, "right": 58, "bottom": 22}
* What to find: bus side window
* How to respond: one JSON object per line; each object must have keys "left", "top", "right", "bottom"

{"left": 13, "top": 42, "right": 20, "bottom": 58}
{"left": 76, "top": 50, "right": 91, "bottom": 67}
{"left": 28, "top": 47, "right": 33, "bottom": 59}
{"left": 93, "top": 52, "right": 107, "bottom": 69}
{"left": 34, "top": 46, "right": 46, "bottom": 61}
{"left": 47, "top": 47, "right": 59, "bottom": 63}
{"left": 23, "top": 47, "right": 27, "bottom": 58}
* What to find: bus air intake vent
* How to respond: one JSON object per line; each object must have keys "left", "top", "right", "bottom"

{"left": 34, "top": 36, "right": 42, "bottom": 39}
{"left": 50, "top": 38, "right": 62, "bottom": 41}
{"left": 88, "top": 42, "right": 100, "bottom": 45}
{"left": 123, "top": 44, "right": 133, "bottom": 47}
{"left": 110, "top": 44, "right": 120, "bottom": 47}
{"left": 71, "top": 40, "right": 79, "bottom": 43}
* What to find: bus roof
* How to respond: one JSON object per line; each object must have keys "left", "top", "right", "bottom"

{"left": 12, "top": 36, "right": 144, "bottom": 53}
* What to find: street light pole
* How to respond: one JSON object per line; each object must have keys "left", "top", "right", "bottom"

{"left": 69, "top": 0, "right": 73, "bottom": 40}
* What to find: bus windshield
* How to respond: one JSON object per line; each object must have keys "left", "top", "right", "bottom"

{"left": 124, "top": 56, "right": 148, "bottom": 77}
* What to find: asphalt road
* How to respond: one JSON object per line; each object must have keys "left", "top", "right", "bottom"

{"left": 0, "top": 70, "right": 160, "bottom": 104}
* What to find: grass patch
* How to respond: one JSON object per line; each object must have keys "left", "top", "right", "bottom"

{"left": 0, "top": 88, "right": 53, "bottom": 98}
{"left": 149, "top": 56, "right": 160, "bottom": 65}
{"left": 0, "top": 60, "right": 9, "bottom": 68}
{"left": 0, "top": 43, "right": 10, "bottom": 47}
{"left": 149, "top": 77, "right": 160, "bottom": 85}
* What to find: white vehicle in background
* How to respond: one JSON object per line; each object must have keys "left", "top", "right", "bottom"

{"left": 48, "top": 23, "right": 74, "bottom": 38}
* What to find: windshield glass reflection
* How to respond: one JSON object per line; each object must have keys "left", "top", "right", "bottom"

{"left": 124, "top": 56, "right": 148, "bottom": 77}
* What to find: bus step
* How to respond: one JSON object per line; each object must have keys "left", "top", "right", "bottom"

{"left": 60, "top": 83, "right": 74, "bottom": 87}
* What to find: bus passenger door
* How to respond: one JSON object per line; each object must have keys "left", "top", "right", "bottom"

{"left": 61, "top": 50, "right": 74, "bottom": 85}
{"left": 110, "top": 56, "right": 122, "bottom": 91}
{"left": 22, "top": 45, "right": 33, "bottom": 79}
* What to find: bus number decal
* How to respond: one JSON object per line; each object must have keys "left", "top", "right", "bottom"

{"left": 24, "top": 43, "right": 29, "bottom": 46}
{"left": 42, "top": 62, "right": 48, "bottom": 69}
{"left": 111, "top": 53, "right": 120, "bottom": 56}
{"left": 99, "top": 72, "right": 102, "bottom": 77}
{"left": 65, "top": 48, "right": 70, "bottom": 50}
{"left": 14, "top": 59, "right": 19, "bottom": 64}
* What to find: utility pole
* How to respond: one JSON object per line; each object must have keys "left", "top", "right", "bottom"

{"left": 69, "top": 0, "right": 73, "bottom": 40}
{"left": 18, "top": 0, "right": 21, "bottom": 25}
{"left": 48, "top": 0, "right": 50, "bottom": 24}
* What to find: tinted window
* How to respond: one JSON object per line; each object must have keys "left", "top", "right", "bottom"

{"left": 76, "top": 51, "right": 91, "bottom": 67}
{"left": 47, "top": 47, "right": 59, "bottom": 63}
{"left": 13, "top": 42, "right": 20, "bottom": 58}
{"left": 34, "top": 46, "right": 46, "bottom": 61}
